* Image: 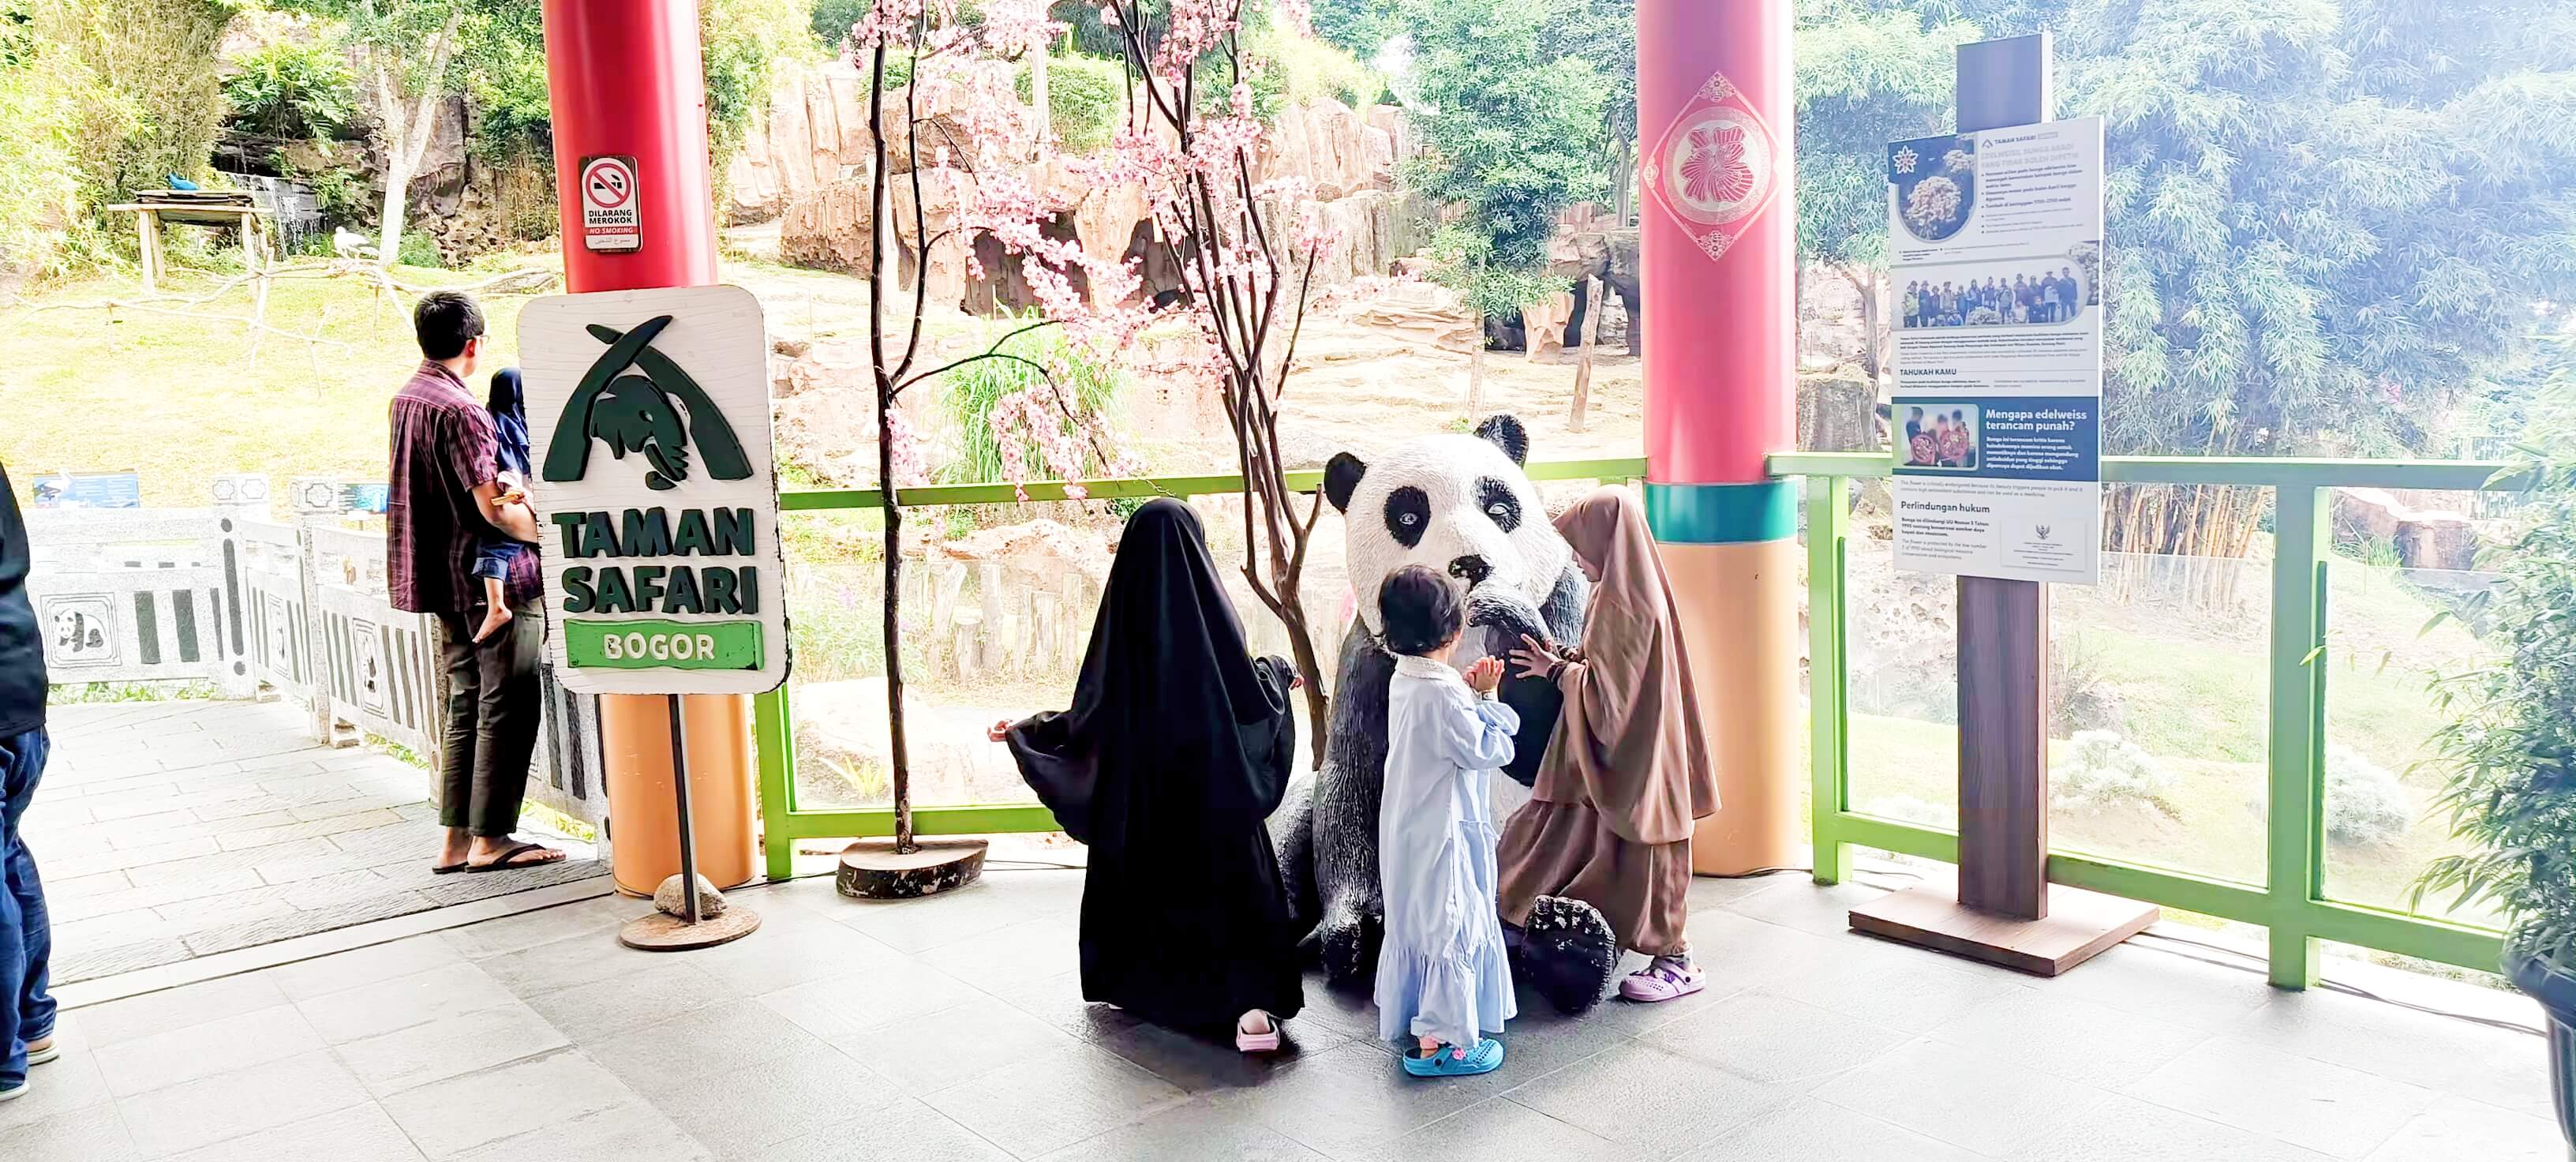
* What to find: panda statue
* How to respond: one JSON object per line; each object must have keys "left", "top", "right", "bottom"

{"left": 1268, "top": 414, "right": 1622, "bottom": 1015}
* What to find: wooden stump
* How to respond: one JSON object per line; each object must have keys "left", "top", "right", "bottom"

{"left": 837, "top": 838, "right": 989, "bottom": 899}
{"left": 619, "top": 907, "right": 762, "bottom": 951}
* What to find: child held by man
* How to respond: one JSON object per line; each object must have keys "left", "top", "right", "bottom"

{"left": 470, "top": 369, "right": 531, "bottom": 643}
{"left": 1372, "top": 564, "right": 1518, "bottom": 1078}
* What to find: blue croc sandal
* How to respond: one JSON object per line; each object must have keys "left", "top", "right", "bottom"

{"left": 1402, "top": 1037, "right": 1503, "bottom": 1078}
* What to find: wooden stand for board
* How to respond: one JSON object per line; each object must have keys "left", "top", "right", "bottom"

{"left": 1846, "top": 36, "right": 2156, "bottom": 977}
{"left": 620, "top": 699, "right": 761, "bottom": 950}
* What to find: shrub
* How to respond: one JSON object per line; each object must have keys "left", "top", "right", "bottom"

{"left": 938, "top": 315, "right": 1123, "bottom": 485}
{"left": 1244, "top": 19, "right": 1384, "bottom": 117}
{"left": 1016, "top": 54, "right": 1121, "bottom": 155}
{"left": 2324, "top": 744, "right": 2411, "bottom": 846}
{"left": 2417, "top": 386, "right": 2576, "bottom": 965}
{"left": 221, "top": 40, "right": 355, "bottom": 142}
{"left": 2049, "top": 730, "right": 2174, "bottom": 811}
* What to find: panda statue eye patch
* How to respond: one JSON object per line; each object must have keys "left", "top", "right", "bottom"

{"left": 1475, "top": 477, "right": 1522, "bottom": 531}
{"left": 1385, "top": 485, "right": 1431, "bottom": 548}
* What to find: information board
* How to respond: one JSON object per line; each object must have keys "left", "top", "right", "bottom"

{"left": 1886, "top": 116, "right": 2103, "bottom": 585}
{"left": 517, "top": 285, "right": 789, "bottom": 695}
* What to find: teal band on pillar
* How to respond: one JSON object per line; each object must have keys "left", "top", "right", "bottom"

{"left": 1644, "top": 480, "right": 1797, "bottom": 544}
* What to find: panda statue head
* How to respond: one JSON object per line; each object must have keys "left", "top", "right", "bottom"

{"left": 1324, "top": 414, "right": 1575, "bottom": 656}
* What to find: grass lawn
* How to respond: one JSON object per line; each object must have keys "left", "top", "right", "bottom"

{"left": 2, "top": 263, "right": 564, "bottom": 506}
{"left": 1845, "top": 550, "right": 2499, "bottom": 930}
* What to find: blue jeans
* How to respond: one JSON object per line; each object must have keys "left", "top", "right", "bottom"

{"left": 1, "top": 727, "right": 54, "bottom": 1089}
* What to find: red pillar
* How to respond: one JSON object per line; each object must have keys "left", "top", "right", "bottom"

{"left": 1635, "top": 0, "right": 1801, "bottom": 874}
{"left": 542, "top": 0, "right": 757, "bottom": 892}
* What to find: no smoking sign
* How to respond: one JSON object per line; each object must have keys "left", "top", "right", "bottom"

{"left": 579, "top": 155, "right": 642, "bottom": 253}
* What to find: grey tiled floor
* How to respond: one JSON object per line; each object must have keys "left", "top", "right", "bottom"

{"left": 3, "top": 868, "right": 2559, "bottom": 1160}
{"left": 24, "top": 700, "right": 604, "bottom": 984}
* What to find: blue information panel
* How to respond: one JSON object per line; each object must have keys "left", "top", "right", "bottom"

{"left": 31, "top": 471, "right": 143, "bottom": 509}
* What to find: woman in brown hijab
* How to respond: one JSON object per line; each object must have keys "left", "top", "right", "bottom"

{"left": 1501, "top": 487, "right": 1720, "bottom": 1003}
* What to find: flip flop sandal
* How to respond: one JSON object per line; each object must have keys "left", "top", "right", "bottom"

{"left": 466, "top": 842, "right": 559, "bottom": 873}
{"left": 431, "top": 862, "right": 469, "bottom": 875}
{"left": 1235, "top": 1014, "right": 1282, "bottom": 1054}
{"left": 1400, "top": 1037, "right": 1503, "bottom": 1078}
{"left": 24, "top": 1037, "right": 56, "bottom": 1066}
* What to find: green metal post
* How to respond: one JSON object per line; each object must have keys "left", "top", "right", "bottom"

{"left": 2267, "top": 486, "right": 2329, "bottom": 988}
{"left": 1807, "top": 475, "right": 1854, "bottom": 885}
{"left": 753, "top": 684, "right": 796, "bottom": 882}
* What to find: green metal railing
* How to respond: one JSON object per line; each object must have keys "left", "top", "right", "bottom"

{"left": 1788, "top": 450, "right": 2518, "bottom": 988}
{"left": 755, "top": 451, "right": 2518, "bottom": 988}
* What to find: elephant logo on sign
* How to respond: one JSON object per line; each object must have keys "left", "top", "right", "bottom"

{"left": 541, "top": 314, "right": 754, "bottom": 491}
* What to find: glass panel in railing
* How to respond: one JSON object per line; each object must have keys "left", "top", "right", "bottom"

{"left": 1840, "top": 479, "right": 1961, "bottom": 831}
{"left": 2046, "top": 547, "right": 2271, "bottom": 886}
{"left": 2320, "top": 499, "right": 2508, "bottom": 931}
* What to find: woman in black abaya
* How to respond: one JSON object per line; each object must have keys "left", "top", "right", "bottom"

{"left": 986, "top": 498, "right": 1305, "bottom": 1051}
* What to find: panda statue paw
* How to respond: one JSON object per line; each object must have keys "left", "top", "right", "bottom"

{"left": 1316, "top": 909, "right": 1383, "bottom": 989}
{"left": 1512, "top": 895, "right": 1619, "bottom": 1015}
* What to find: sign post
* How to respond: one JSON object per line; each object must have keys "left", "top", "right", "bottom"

{"left": 519, "top": 284, "right": 788, "bottom": 950}
{"left": 1848, "top": 34, "right": 2156, "bottom": 976}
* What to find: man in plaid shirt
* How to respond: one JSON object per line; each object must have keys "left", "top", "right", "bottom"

{"left": 387, "top": 290, "right": 564, "bottom": 874}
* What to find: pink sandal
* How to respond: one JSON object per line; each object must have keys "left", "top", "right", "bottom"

{"left": 1619, "top": 954, "right": 1705, "bottom": 1003}
{"left": 1235, "top": 1010, "right": 1281, "bottom": 1053}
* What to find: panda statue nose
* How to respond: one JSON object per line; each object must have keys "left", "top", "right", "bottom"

{"left": 1447, "top": 555, "right": 1491, "bottom": 587}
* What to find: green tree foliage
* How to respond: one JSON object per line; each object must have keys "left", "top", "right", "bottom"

{"left": 1535, "top": 0, "right": 1636, "bottom": 172}
{"left": 1401, "top": 0, "right": 1606, "bottom": 317}
{"left": 702, "top": 0, "right": 821, "bottom": 161}
{"left": 1949, "top": 0, "right": 2576, "bottom": 459}
{"left": 1016, "top": 54, "right": 1122, "bottom": 153}
{"left": 1794, "top": 1, "right": 1975, "bottom": 276}
{"left": 13, "top": 0, "right": 234, "bottom": 230}
{"left": 223, "top": 39, "right": 358, "bottom": 142}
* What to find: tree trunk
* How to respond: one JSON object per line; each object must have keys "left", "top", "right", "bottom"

{"left": 376, "top": 153, "right": 410, "bottom": 268}
{"left": 1571, "top": 274, "right": 1603, "bottom": 432}
{"left": 1466, "top": 311, "right": 1486, "bottom": 418}
{"left": 1843, "top": 265, "right": 1882, "bottom": 383}
{"left": 867, "top": 42, "right": 915, "bottom": 854}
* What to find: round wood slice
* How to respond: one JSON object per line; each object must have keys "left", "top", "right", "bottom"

{"left": 619, "top": 906, "right": 762, "bottom": 951}
{"left": 837, "top": 838, "right": 989, "bottom": 900}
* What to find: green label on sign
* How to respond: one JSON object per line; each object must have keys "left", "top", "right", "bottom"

{"left": 564, "top": 619, "right": 762, "bottom": 670}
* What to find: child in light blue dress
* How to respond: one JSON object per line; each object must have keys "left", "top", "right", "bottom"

{"left": 1373, "top": 565, "right": 1518, "bottom": 1078}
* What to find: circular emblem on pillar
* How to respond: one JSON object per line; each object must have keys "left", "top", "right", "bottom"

{"left": 1661, "top": 107, "right": 1774, "bottom": 227}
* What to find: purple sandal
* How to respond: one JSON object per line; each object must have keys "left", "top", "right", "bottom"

{"left": 1619, "top": 954, "right": 1705, "bottom": 1003}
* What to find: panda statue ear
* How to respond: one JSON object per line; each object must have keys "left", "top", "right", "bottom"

{"left": 1473, "top": 414, "right": 1530, "bottom": 466}
{"left": 1324, "top": 452, "right": 1368, "bottom": 513}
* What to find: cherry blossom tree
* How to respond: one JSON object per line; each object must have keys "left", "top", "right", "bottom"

{"left": 1086, "top": 0, "right": 1342, "bottom": 766}
{"left": 844, "top": 0, "right": 1138, "bottom": 853}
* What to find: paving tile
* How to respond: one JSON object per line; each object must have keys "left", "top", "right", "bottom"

{"left": 1997, "top": 1093, "right": 2337, "bottom": 1162}
{"left": 193, "top": 795, "right": 294, "bottom": 823}
{"left": 150, "top": 883, "right": 300, "bottom": 926}
{"left": 43, "top": 835, "right": 223, "bottom": 880}
{"left": 525, "top": 961, "right": 736, "bottom": 1044}
{"left": 114, "top": 1050, "right": 371, "bottom": 1156}
{"left": 253, "top": 848, "right": 376, "bottom": 884}
{"left": 1677, "top": 1096, "right": 1990, "bottom": 1162}
{"left": 915, "top": 917, "right": 1084, "bottom": 992}
{"left": 41, "top": 869, "right": 135, "bottom": 902}
{"left": 1720, "top": 880, "right": 1896, "bottom": 936}
{"left": 2125, "top": 1036, "right": 2438, "bottom": 1160}
{"left": 1086, "top": 1014, "right": 1319, "bottom": 1095}
{"left": 1812, "top": 1036, "right": 2118, "bottom": 1157}
{"left": 2361, "top": 1094, "right": 2567, "bottom": 1162}
{"left": 92, "top": 1001, "right": 324, "bottom": 1096}
{"left": 381, "top": 1048, "right": 643, "bottom": 1160}
{"left": 75, "top": 971, "right": 290, "bottom": 1047}
{"left": 1760, "top": 937, "right": 2029, "bottom": 1035}
{"left": 1041, "top": 1096, "right": 1334, "bottom": 1162}
{"left": 758, "top": 1098, "right": 1015, "bottom": 1162}
{"left": 1219, "top": 1038, "right": 1510, "bottom": 1155}
{"left": 411, "top": 857, "right": 607, "bottom": 905}
{"left": 0, "top": 1034, "right": 115, "bottom": 1133}
{"left": 830, "top": 881, "right": 1047, "bottom": 953}
{"left": 159, "top": 1101, "right": 427, "bottom": 1162}
{"left": 680, "top": 913, "right": 904, "bottom": 995}
{"left": 48, "top": 935, "right": 193, "bottom": 984}
{"left": 215, "top": 809, "right": 406, "bottom": 851}
{"left": 46, "top": 868, "right": 268, "bottom": 923}
{"left": 833, "top": 995, "right": 1084, "bottom": 1095}
{"left": 2235, "top": 986, "right": 2555, "bottom": 1120}
{"left": 296, "top": 962, "right": 522, "bottom": 1043}
{"left": 1503, "top": 1040, "right": 1799, "bottom": 1153}
{"left": 447, "top": 1101, "right": 712, "bottom": 1162}
{"left": 924, "top": 1041, "right": 1186, "bottom": 1158}
{"left": 756, "top": 958, "right": 986, "bottom": 1044}
{"left": 474, "top": 922, "right": 664, "bottom": 995}
{"left": 586, "top": 999, "right": 830, "bottom": 1082}
{"left": 287, "top": 793, "right": 422, "bottom": 822}
{"left": 1350, "top": 1095, "right": 1630, "bottom": 1162}
{"left": 2021, "top": 943, "right": 2277, "bottom": 1033}
{"left": 182, "top": 890, "right": 437, "bottom": 956}
{"left": 2, "top": 1100, "right": 148, "bottom": 1162}
{"left": 266, "top": 934, "right": 468, "bottom": 1000}
{"left": 125, "top": 838, "right": 336, "bottom": 887}
{"left": 439, "top": 896, "right": 635, "bottom": 960}
{"left": 627, "top": 1043, "right": 908, "bottom": 1160}
{"left": 980, "top": 967, "right": 1149, "bottom": 1043}
{"left": 335, "top": 1001, "right": 571, "bottom": 1097}
{"left": 1926, "top": 984, "right": 2213, "bottom": 1089}
{"left": 1640, "top": 987, "right": 1911, "bottom": 1088}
